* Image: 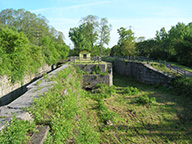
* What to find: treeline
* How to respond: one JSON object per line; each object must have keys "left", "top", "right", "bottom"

{"left": 0, "top": 9, "right": 69, "bottom": 83}
{"left": 136, "top": 22, "right": 192, "bottom": 67}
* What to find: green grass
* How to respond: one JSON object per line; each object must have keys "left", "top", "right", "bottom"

{"left": 29, "top": 66, "right": 100, "bottom": 143}
{"left": 102, "top": 56, "right": 119, "bottom": 62}
{"left": 81, "top": 74, "right": 192, "bottom": 143}
{"left": 0, "top": 116, "right": 36, "bottom": 144}
{"left": 36, "top": 80, "right": 42, "bottom": 86}
{"left": 101, "top": 74, "right": 192, "bottom": 143}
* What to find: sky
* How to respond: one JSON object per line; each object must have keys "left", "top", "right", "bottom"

{"left": 0, "top": 0, "right": 192, "bottom": 48}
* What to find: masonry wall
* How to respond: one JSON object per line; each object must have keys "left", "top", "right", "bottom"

{"left": 75, "top": 63, "right": 113, "bottom": 88}
{"left": 0, "top": 64, "right": 53, "bottom": 106}
{"left": 114, "top": 61, "right": 171, "bottom": 84}
{"left": 0, "top": 64, "right": 69, "bottom": 131}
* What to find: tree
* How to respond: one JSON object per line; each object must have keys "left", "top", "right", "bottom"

{"left": 80, "top": 15, "right": 98, "bottom": 56}
{"left": 98, "top": 18, "right": 112, "bottom": 56}
{"left": 117, "top": 27, "right": 136, "bottom": 56}
{"left": 110, "top": 45, "right": 121, "bottom": 56}
{"left": 0, "top": 8, "right": 70, "bottom": 83}
{"left": 136, "top": 36, "right": 145, "bottom": 42}
{"left": 69, "top": 24, "right": 91, "bottom": 55}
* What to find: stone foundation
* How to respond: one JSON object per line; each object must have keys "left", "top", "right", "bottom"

{"left": 75, "top": 63, "right": 113, "bottom": 87}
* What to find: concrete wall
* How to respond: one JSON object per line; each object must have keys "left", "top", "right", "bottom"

{"left": 0, "top": 64, "right": 53, "bottom": 106}
{"left": 114, "top": 61, "right": 171, "bottom": 84}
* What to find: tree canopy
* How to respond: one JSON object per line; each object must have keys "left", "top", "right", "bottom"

{"left": 110, "top": 27, "right": 137, "bottom": 56}
{"left": 0, "top": 9, "right": 69, "bottom": 83}
{"left": 136, "top": 22, "right": 192, "bottom": 67}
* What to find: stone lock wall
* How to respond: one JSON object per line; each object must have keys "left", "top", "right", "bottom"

{"left": 0, "top": 64, "right": 69, "bottom": 131}
{"left": 114, "top": 61, "right": 171, "bottom": 84}
{"left": 0, "top": 64, "right": 53, "bottom": 106}
{"left": 75, "top": 63, "right": 113, "bottom": 88}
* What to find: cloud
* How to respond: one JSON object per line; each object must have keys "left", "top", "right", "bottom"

{"left": 31, "top": 0, "right": 110, "bottom": 13}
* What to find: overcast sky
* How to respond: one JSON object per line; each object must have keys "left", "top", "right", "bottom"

{"left": 0, "top": 0, "right": 191, "bottom": 48}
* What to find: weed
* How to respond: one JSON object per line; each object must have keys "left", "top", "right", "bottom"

{"left": 36, "top": 80, "right": 42, "bottom": 86}
{"left": 94, "top": 83, "right": 116, "bottom": 99}
{"left": 123, "top": 86, "right": 140, "bottom": 95}
{"left": 170, "top": 76, "right": 192, "bottom": 97}
{"left": 0, "top": 116, "right": 35, "bottom": 144}
{"left": 135, "top": 95, "right": 156, "bottom": 106}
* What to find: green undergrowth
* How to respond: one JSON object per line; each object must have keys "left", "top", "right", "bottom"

{"left": 170, "top": 76, "right": 192, "bottom": 97}
{"left": 75, "top": 64, "right": 109, "bottom": 76}
{"left": 0, "top": 116, "right": 36, "bottom": 144}
{"left": 102, "top": 56, "right": 119, "bottom": 62}
{"left": 2, "top": 66, "right": 191, "bottom": 143}
{"left": 80, "top": 74, "right": 192, "bottom": 143}
{"left": 29, "top": 66, "right": 100, "bottom": 143}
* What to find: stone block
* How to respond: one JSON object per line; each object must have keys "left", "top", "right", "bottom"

{"left": 30, "top": 125, "right": 50, "bottom": 144}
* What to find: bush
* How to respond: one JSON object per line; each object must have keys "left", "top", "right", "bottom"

{"left": 94, "top": 83, "right": 116, "bottom": 99}
{"left": 170, "top": 76, "right": 192, "bottom": 97}
{"left": 136, "top": 95, "right": 156, "bottom": 106}
{"left": 124, "top": 86, "right": 139, "bottom": 95}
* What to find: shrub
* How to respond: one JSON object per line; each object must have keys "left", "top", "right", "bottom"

{"left": 94, "top": 83, "right": 116, "bottom": 99}
{"left": 136, "top": 95, "right": 156, "bottom": 105}
{"left": 124, "top": 86, "right": 139, "bottom": 95}
{"left": 170, "top": 76, "right": 192, "bottom": 97}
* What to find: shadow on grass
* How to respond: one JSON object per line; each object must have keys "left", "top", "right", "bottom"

{"left": 108, "top": 121, "right": 191, "bottom": 143}
{"left": 112, "top": 73, "right": 192, "bottom": 143}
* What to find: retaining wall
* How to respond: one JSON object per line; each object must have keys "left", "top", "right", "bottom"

{"left": 0, "top": 64, "right": 69, "bottom": 131}
{"left": 114, "top": 61, "right": 171, "bottom": 84}
{"left": 0, "top": 64, "right": 53, "bottom": 106}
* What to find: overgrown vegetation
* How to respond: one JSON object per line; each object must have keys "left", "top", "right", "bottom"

{"left": 1, "top": 67, "right": 191, "bottom": 143}
{"left": 170, "top": 76, "right": 192, "bottom": 97}
{"left": 136, "top": 22, "right": 192, "bottom": 67}
{"left": 29, "top": 66, "right": 100, "bottom": 143}
{"left": 135, "top": 94, "right": 156, "bottom": 106}
{"left": 0, "top": 116, "right": 36, "bottom": 144}
{"left": 149, "top": 62, "right": 179, "bottom": 76}
{"left": 0, "top": 9, "right": 69, "bottom": 83}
